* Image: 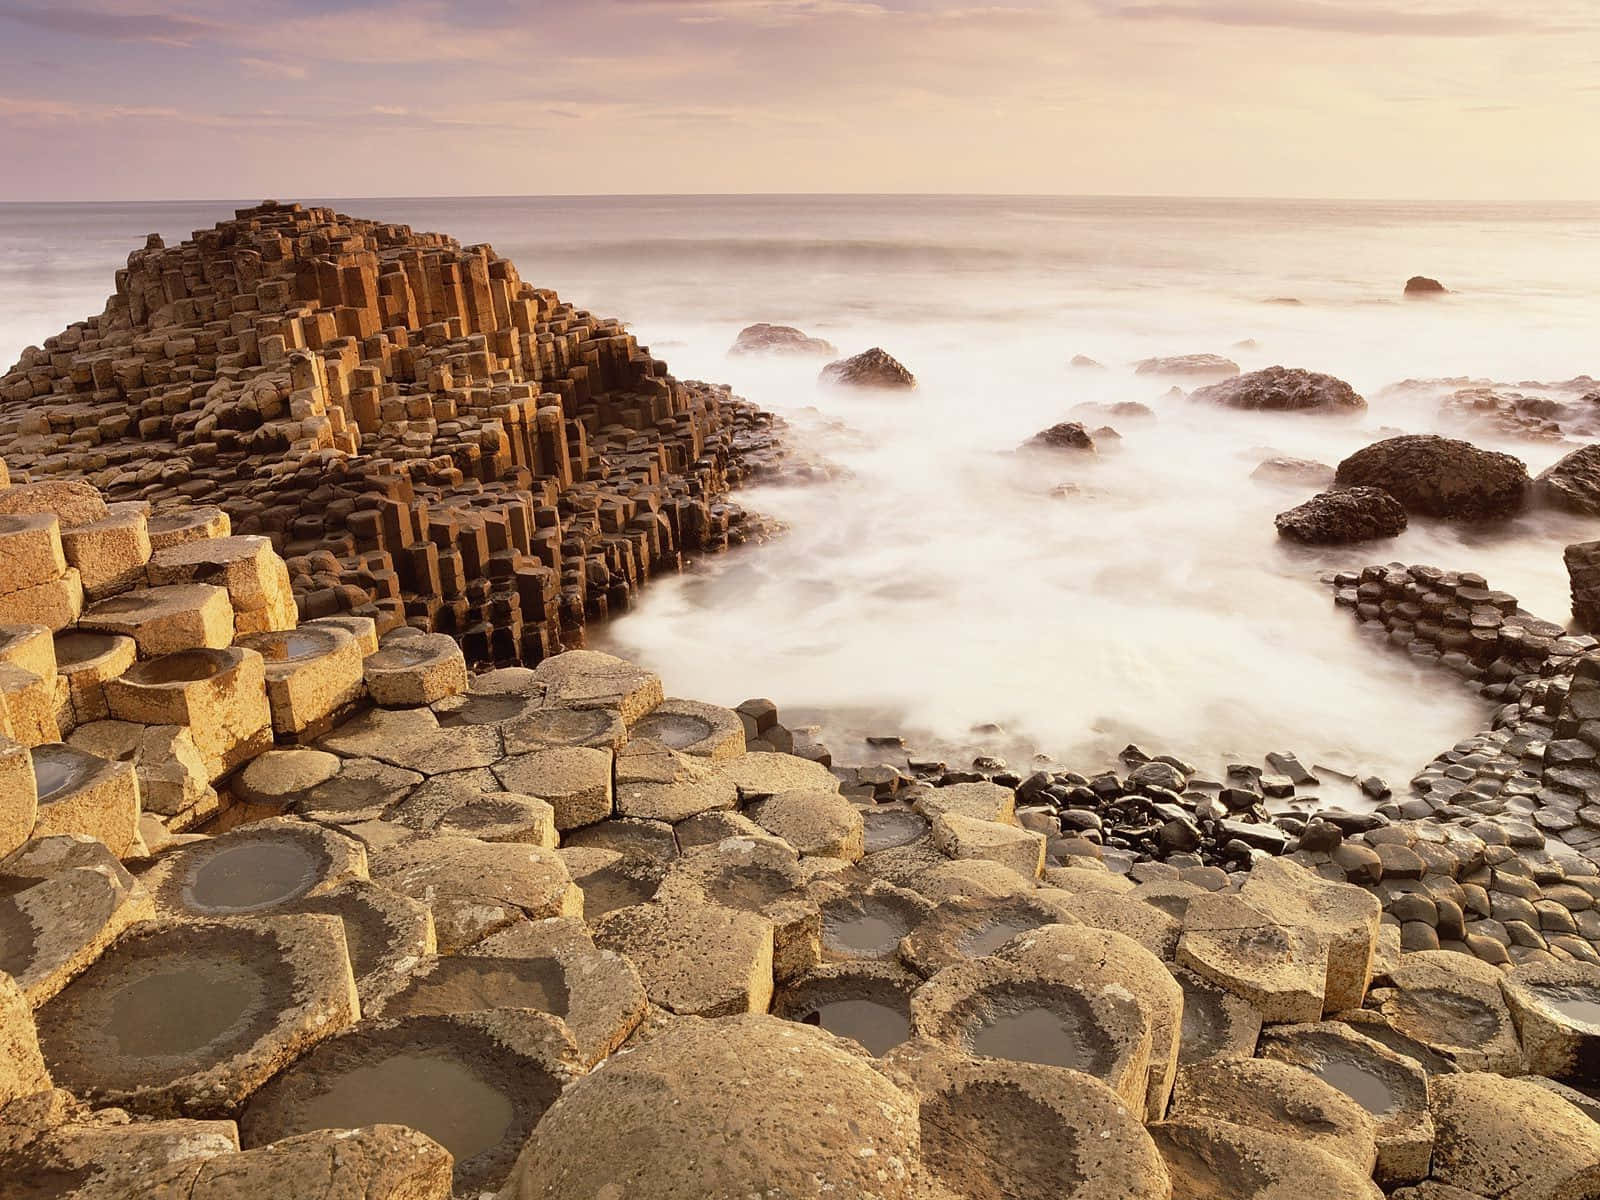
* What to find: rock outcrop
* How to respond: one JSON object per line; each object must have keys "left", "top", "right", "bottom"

{"left": 1191, "top": 366, "right": 1365, "bottom": 414}
{"left": 1568, "top": 541, "right": 1600, "bottom": 630}
{"left": 1535, "top": 443, "right": 1600, "bottom": 515}
{"left": 1333, "top": 435, "right": 1529, "bottom": 520}
{"left": 1404, "top": 276, "right": 1448, "bottom": 296}
{"left": 1025, "top": 422, "right": 1096, "bottom": 452}
{"left": 0, "top": 202, "right": 782, "bottom": 669}
{"left": 1275, "top": 487, "right": 1407, "bottom": 544}
{"left": 819, "top": 347, "right": 916, "bottom": 389}
{"left": 728, "top": 323, "right": 837, "bottom": 357}
{"left": 1133, "top": 354, "right": 1239, "bottom": 379}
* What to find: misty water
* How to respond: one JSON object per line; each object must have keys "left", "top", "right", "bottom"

{"left": 4, "top": 195, "right": 1598, "bottom": 792}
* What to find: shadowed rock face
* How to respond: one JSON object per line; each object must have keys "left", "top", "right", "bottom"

{"left": 819, "top": 347, "right": 917, "bottom": 389}
{"left": 1275, "top": 487, "right": 1407, "bottom": 544}
{"left": 1537, "top": 443, "right": 1600, "bottom": 515}
{"left": 1334, "top": 434, "right": 1530, "bottom": 519}
{"left": 0, "top": 201, "right": 782, "bottom": 668}
{"left": 1192, "top": 366, "right": 1366, "bottom": 414}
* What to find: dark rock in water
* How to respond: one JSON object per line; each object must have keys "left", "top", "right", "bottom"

{"left": 1232, "top": 339, "right": 1260, "bottom": 350}
{"left": 1265, "top": 297, "right": 1303, "bottom": 305}
{"left": 1567, "top": 541, "right": 1600, "bottom": 630}
{"left": 1072, "top": 400, "right": 1152, "bottom": 421}
{"left": 1441, "top": 387, "right": 1567, "bottom": 443}
{"left": 1405, "top": 275, "right": 1448, "bottom": 296}
{"left": 1334, "top": 434, "right": 1529, "bottom": 520}
{"left": 819, "top": 348, "right": 916, "bottom": 389}
{"left": 1535, "top": 444, "right": 1600, "bottom": 516}
{"left": 1134, "top": 354, "right": 1239, "bottom": 379}
{"left": 1191, "top": 366, "right": 1365, "bottom": 414}
{"left": 1251, "top": 457, "right": 1335, "bottom": 486}
{"left": 1070, "top": 355, "right": 1104, "bottom": 369}
{"left": 1275, "top": 487, "right": 1407, "bottom": 545}
{"left": 1026, "top": 422, "right": 1095, "bottom": 452}
{"left": 729, "top": 324, "right": 837, "bottom": 357}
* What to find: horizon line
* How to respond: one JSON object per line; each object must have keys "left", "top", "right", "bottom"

{"left": 3, "top": 191, "right": 1599, "bottom": 208}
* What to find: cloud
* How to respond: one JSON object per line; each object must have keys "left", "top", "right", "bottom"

{"left": 237, "top": 55, "right": 307, "bottom": 79}
{"left": 1093, "top": 0, "right": 1567, "bottom": 36}
{"left": 0, "top": 2, "right": 225, "bottom": 45}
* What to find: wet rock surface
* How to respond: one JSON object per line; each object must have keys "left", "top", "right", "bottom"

{"left": 1192, "top": 366, "right": 1366, "bottom": 414}
{"left": 1276, "top": 487, "right": 1407, "bottom": 544}
{"left": 819, "top": 346, "right": 917, "bottom": 389}
{"left": 1333, "top": 435, "right": 1530, "bottom": 520}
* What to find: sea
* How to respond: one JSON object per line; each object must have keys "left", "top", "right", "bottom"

{"left": 3, "top": 194, "right": 1598, "bottom": 794}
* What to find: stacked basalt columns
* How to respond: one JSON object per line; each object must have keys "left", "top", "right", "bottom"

{"left": 0, "top": 201, "right": 781, "bottom": 668}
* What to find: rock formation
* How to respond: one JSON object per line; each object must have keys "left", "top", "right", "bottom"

{"left": 1025, "top": 421, "right": 1096, "bottom": 452}
{"left": 1536, "top": 443, "right": 1600, "bottom": 516}
{"left": 1275, "top": 487, "right": 1407, "bottom": 544}
{"left": 1404, "top": 276, "right": 1448, "bottom": 296}
{"left": 728, "top": 323, "right": 837, "bottom": 357}
{"left": 819, "top": 347, "right": 916, "bottom": 389}
{"left": 1133, "top": 354, "right": 1239, "bottom": 379}
{"left": 1333, "top": 434, "right": 1529, "bottom": 520}
{"left": 0, "top": 202, "right": 782, "bottom": 669}
{"left": 1191, "top": 366, "right": 1366, "bottom": 414}
{"left": 1567, "top": 541, "right": 1600, "bottom": 630}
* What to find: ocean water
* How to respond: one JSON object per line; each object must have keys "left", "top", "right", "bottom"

{"left": 4, "top": 195, "right": 1598, "bottom": 790}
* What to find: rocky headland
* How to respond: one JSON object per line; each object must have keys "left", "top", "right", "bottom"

{"left": 2, "top": 207, "right": 1600, "bottom": 1198}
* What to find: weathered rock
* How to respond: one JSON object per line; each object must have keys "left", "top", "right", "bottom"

{"left": 748, "top": 789, "right": 865, "bottom": 860}
{"left": 1150, "top": 1116, "right": 1383, "bottom": 1199}
{"left": 729, "top": 323, "right": 837, "bottom": 357}
{"left": 1333, "top": 435, "right": 1529, "bottom": 519}
{"left": 532, "top": 650, "right": 662, "bottom": 723}
{"left": 1026, "top": 422, "right": 1096, "bottom": 452}
{"left": 0, "top": 481, "right": 109, "bottom": 530}
{"left": 819, "top": 347, "right": 916, "bottom": 389}
{"left": 1240, "top": 857, "right": 1379, "bottom": 1013}
{"left": 1367, "top": 950, "right": 1523, "bottom": 1073}
{"left": 1134, "top": 354, "right": 1240, "bottom": 379}
{"left": 0, "top": 971, "right": 49, "bottom": 1106}
{"left": 593, "top": 894, "right": 774, "bottom": 1017}
{"left": 1405, "top": 275, "right": 1448, "bottom": 295}
{"left": 1567, "top": 540, "right": 1600, "bottom": 630}
{"left": 1275, "top": 487, "right": 1407, "bottom": 544}
{"left": 185, "top": 1125, "right": 454, "bottom": 1200}
{"left": 1428, "top": 1072, "right": 1600, "bottom": 1199}
{"left": 1252, "top": 456, "right": 1336, "bottom": 485}
{"left": 1176, "top": 892, "right": 1329, "bottom": 1023}
{"left": 496, "top": 1014, "right": 922, "bottom": 1200}
{"left": 1192, "top": 366, "right": 1365, "bottom": 414}
{"left": 1535, "top": 443, "right": 1600, "bottom": 515}
{"left": 1499, "top": 960, "right": 1600, "bottom": 1081}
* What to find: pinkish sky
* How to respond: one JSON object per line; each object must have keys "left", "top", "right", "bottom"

{"left": 1, "top": 0, "right": 1597, "bottom": 201}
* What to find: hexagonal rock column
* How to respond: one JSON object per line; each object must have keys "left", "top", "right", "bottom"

{"left": 909, "top": 955, "right": 1154, "bottom": 1112}
{"left": 611, "top": 739, "right": 736, "bottom": 824}
{"left": 1, "top": 970, "right": 50, "bottom": 1106}
{"left": 630, "top": 697, "right": 746, "bottom": 759}
{"left": 1176, "top": 892, "right": 1330, "bottom": 1023}
{"left": 1150, "top": 1116, "right": 1382, "bottom": 1200}
{"left": 362, "top": 633, "right": 467, "bottom": 707}
{"left": 1240, "top": 857, "right": 1380, "bottom": 1013}
{"left": 0, "top": 512, "right": 83, "bottom": 633}
{"left": 146, "top": 506, "right": 230, "bottom": 552}
{"left": 885, "top": 1038, "right": 1171, "bottom": 1200}
{"left": 1428, "top": 1073, "right": 1600, "bottom": 1199}
{"left": 80, "top": 583, "right": 235, "bottom": 657}
{"left": 27, "top": 743, "right": 141, "bottom": 856}
{"left": 105, "top": 646, "right": 272, "bottom": 782}
{"left": 237, "top": 625, "right": 365, "bottom": 741}
{"left": 1499, "top": 959, "right": 1600, "bottom": 1080}
{"left": 34, "top": 914, "right": 359, "bottom": 1117}
{"left": 595, "top": 894, "right": 776, "bottom": 1017}
{"left": 146, "top": 534, "right": 296, "bottom": 637}
{"left": 1368, "top": 949, "right": 1523, "bottom": 1073}
{"left": 749, "top": 789, "right": 865, "bottom": 860}
{"left": 496, "top": 1015, "right": 922, "bottom": 1200}
{"left": 530, "top": 650, "right": 663, "bottom": 724}
{"left": 139, "top": 817, "right": 368, "bottom": 920}
{"left": 59, "top": 507, "right": 152, "bottom": 601}
{"left": 0, "top": 735, "right": 37, "bottom": 857}
{"left": 494, "top": 746, "right": 614, "bottom": 832}
{"left": 172, "top": 1125, "right": 453, "bottom": 1200}
{"left": 0, "top": 834, "right": 155, "bottom": 1005}
{"left": 53, "top": 630, "right": 136, "bottom": 725}
{"left": 0, "top": 624, "right": 60, "bottom": 747}
{"left": 369, "top": 834, "right": 581, "bottom": 953}
{"left": 240, "top": 1010, "right": 580, "bottom": 1198}
{"left": 930, "top": 812, "right": 1045, "bottom": 880}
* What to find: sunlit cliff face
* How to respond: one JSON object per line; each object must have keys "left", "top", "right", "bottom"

{"left": 0, "top": 0, "right": 1597, "bottom": 201}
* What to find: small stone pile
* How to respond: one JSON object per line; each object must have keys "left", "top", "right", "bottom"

{"left": 0, "top": 202, "right": 782, "bottom": 668}
{"left": 7, "top": 637, "right": 1600, "bottom": 1197}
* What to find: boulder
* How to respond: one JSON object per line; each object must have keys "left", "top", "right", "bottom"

{"left": 1025, "top": 422, "right": 1096, "bottom": 452}
{"left": 1536, "top": 442, "right": 1600, "bottom": 515}
{"left": 1405, "top": 275, "right": 1447, "bottom": 295}
{"left": 819, "top": 347, "right": 916, "bottom": 389}
{"left": 1134, "top": 354, "right": 1239, "bottom": 379}
{"left": 1275, "top": 487, "right": 1407, "bottom": 544}
{"left": 1567, "top": 540, "right": 1600, "bottom": 631}
{"left": 1252, "top": 456, "right": 1335, "bottom": 486}
{"left": 1192, "top": 366, "right": 1365, "bottom": 414}
{"left": 1333, "top": 435, "right": 1529, "bottom": 519}
{"left": 728, "top": 323, "right": 837, "bottom": 357}
{"left": 496, "top": 1014, "right": 923, "bottom": 1200}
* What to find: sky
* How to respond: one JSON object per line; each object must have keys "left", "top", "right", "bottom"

{"left": 0, "top": 0, "right": 1596, "bottom": 201}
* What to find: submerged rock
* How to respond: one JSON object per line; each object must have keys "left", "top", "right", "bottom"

{"left": 1025, "top": 421, "right": 1096, "bottom": 452}
{"left": 1275, "top": 487, "right": 1407, "bottom": 544}
{"left": 1191, "top": 366, "right": 1365, "bottom": 414}
{"left": 819, "top": 347, "right": 916, "bottom": 389}
{"left": 1252, "top": 456, "right": 1335, "bottom": 486}
{"left": 728, "top": 323, "right": 837, "bottom": 357}
{"left": 1404, "top": 275, "right": 1448, "bottom": 296}
{"left": 1333, "top": 434, "right": 1529, "bottom": 519}
{"left": 1134, "top": 354, "right": 1240, "bottom": 379}
{"left": 1535, "top": 443, "right": 1600, "bottom": 515}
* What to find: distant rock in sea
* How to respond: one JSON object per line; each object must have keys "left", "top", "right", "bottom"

{"left": 1251, "top": 457, "right": 1335, "bottom": 486}
{"left": 1072, "top": 400, "right": 1153, "bottom": 421}
{"left": 1133, "top": 354, "right": 1240, "bottom": 380}
{"left": 1275, "top": 487, "right": 1407, "bottom": 544}
{"left": 819, "top": 347, "right": 916, "bottom": 389}
{"left": 1026, "top": 421, "right": 1096, "bottom": 452}
{"left": 1334, "top": 434, "right": 1529, "bottom": 519}
{"left": 1070, "top": 354, "right": 1105, "bottom": 369}
{"left": 1191, "top": 367, "right": 1366, "bottom": 415}
{"left": 1405, "top": 275, "right": 1448, "bottom": 296}
{"left": 1264, "top": 297, "right": 1303, "bottom": 305}
{"left": 728, "top": 323, "right": 837, "bottom": 357}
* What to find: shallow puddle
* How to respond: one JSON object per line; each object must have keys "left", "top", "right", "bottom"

{"left": 960, "top": 918, "right": 1034, "bottom": 957}
{"left": 106, "top": 964, "right": 260, "bottom": 1058}
{"left": 290, "top": 1052, "right": 515, "bottom": 1163}
{"left": 1315, "top": 1057, "right": 1401, "bottom": 1116}
{"left": 182, "top": 839, "right": 321, "bottom": 913}
{"left": 822, "top": 909, "right": 909, "bottom": 957}
{"left": 30, "top": 746, "right": 94, "bottom": 802}
{"left": 802, "top": 998, "right": 910, "bottom": 1056}
{"left": 972, "top": 1004, "right": 1097, "bottom": 1072}
{"left": 862, "top": 809, "right": 929, "bottom": 853}
{"left": 1533, "top": 985, "right": 1600, "bottom": 1029}
{"left": 386, "top": 958, "right": 570, "bottom": 1019}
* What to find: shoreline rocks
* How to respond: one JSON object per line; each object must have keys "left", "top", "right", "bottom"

{"left": 819, "top": 347, "right": 916, "bottom": 389}
{"left": 1333, "top": 434, "right": 1530, "bottom": 520}
{"left": 727, "top": 323, "right": 837, "bottom": 357}
{"left": 1191, "top": 366, "right": 1366, "bottom": 414}
{"left": 1404, "top": 276, "right": 1448, "bottom": 296}
{"left": 1133, "top": 353, "right": 1240, "bottom": 380}
{"left": 1275, "top": 487, "right": 1407, "bottom": 544}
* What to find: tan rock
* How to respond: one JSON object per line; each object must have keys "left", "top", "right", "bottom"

{"left": 362, "top": 633, "right": 467, "bottom": 707}
{"left": 27, "top": 743, "right": 141, "bottom": 856}
{"left": 0, "top": 662, "right": 58, "bottom": 747}
{"left": 1176, "top": 892, "right": 1329, "bottom": 1023}
{"left": 0, "top": 514, "right": 66, "bottom": 595}
{"left": 1369, "top": 950, "right": 1523, "bottom": 1073}
{"left": 188, "top": 1125, "right": 452, "bottom": 1200}
{"left": 145, "top": 506, "right": 231, "bottom": 551}
{"left": 60, "top": 508, "right": 152, "bottom": 600}
{"left": 0, "top": 735, "right": 35, "bottom": 858}
{"left": 80, "top": 583, "right": 234, "bottom": 656}
{"left": 749, "top": 788, "right": 865, "bottom": 860}
{"left": 104, "top": 646, "right": 272, "bottom": 782}
{"left": 530, "top": 649, "right": 662, "bottom": 723}
{"left": 237, "top": 625, "right": 366, "bottom": 740}
{"left": 1429, "top": 1072, "right": 1600, "bottom": 1200}
{"left": 594, "top": 894, "right": 774, "bottom": 1017}
{"left": 1241, "top": 857, "right": 1380, "bottom": 1013}
{"left": 0, "top": 568, "right": 84, "bottom": 632}
{"left": 494, "top": 745, "right": 614, "bottom": 831}
{"left": 0, "top": 971, "right": 49, "bottom": 1106}
{"left": 915, "top": 781, "right": 1017, "bottom": 825}
{"left": 1151, "top": 1116, "right": 1383, "bottom": 1199}
{"left": 629, "top": 697, "right": 746, "bottom": 759}
{"left": 53, "top": 630, "right": 136, "bottom": 724}
{"left": 0, "top": 480, "right": 109, "bottom": 530}
{"left": 930, "top": 811, "right": 1045, "bottom": 880}
{"left": 1500, "top": 960, "right": 1600, "bottom": 1082}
